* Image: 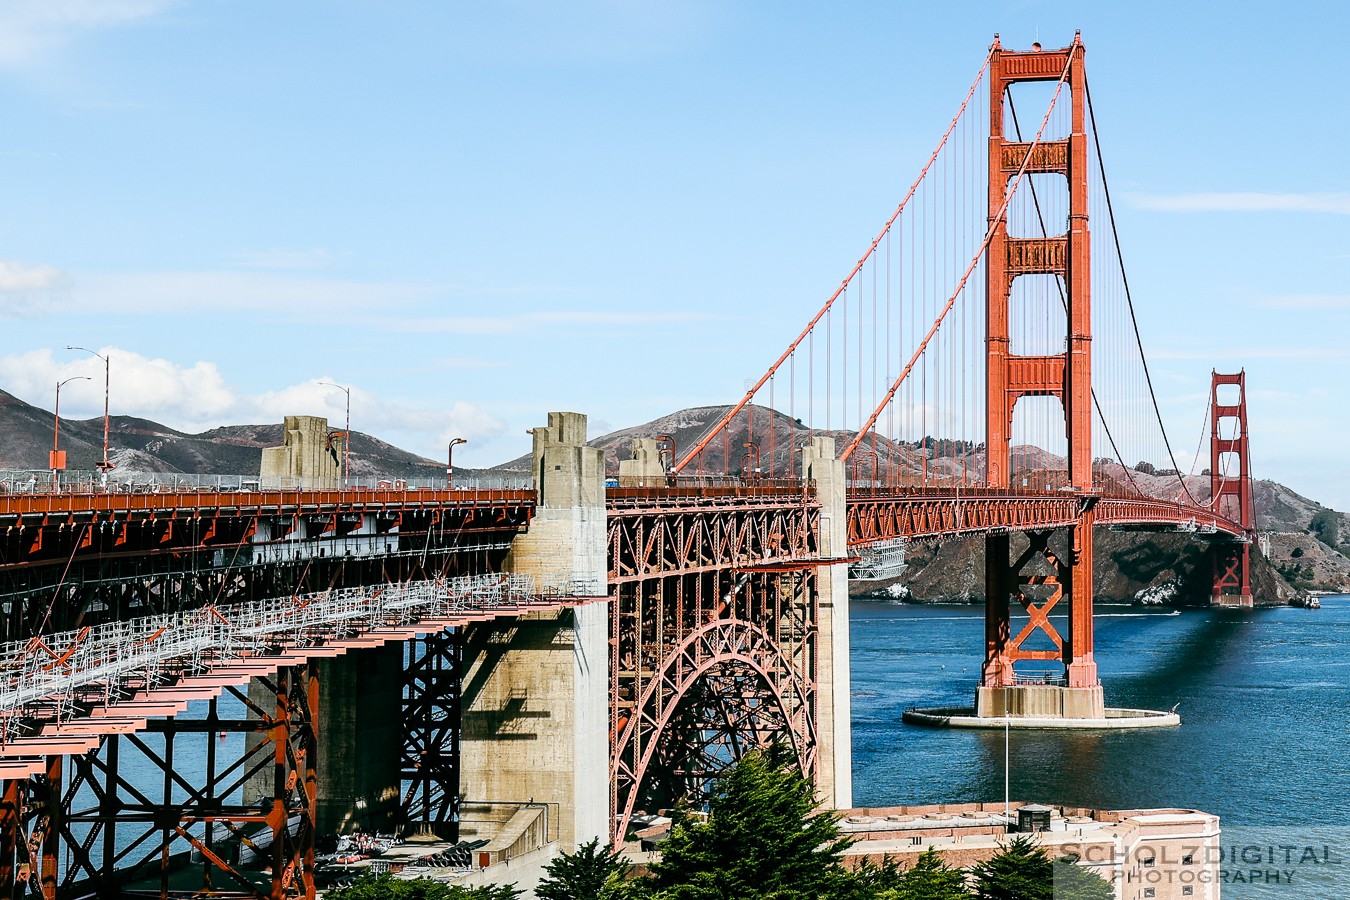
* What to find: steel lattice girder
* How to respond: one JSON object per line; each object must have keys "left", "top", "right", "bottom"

{"left": 846, "top": 491, "right": 1247, "bottom": 546}
{"left": 47, "top": 669, "right": 319, "bottom": 900}
{"left": 610, "top": 569, "right": 817, "bottom": 845}
{"left": 607, "top": 496, "right": 820, "bottom": 584}
{"left": 400, "top": 631, "right": 462, "bottom": 836}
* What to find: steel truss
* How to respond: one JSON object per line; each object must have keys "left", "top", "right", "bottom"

{"left": 0, "top": 492, "right": 532, "bottom": 644}
{"left": 3, "top": 668, "right": 318, "bottom": 900}
{"left": 0, "top": 574, "right": 569, "bottom": 753}
{"left": 610, "top": 559, "right": 818, "bottom": 844}
{"left": 400, "top": 630, "right": 462, "bottom": 837}
{"left": 607, "top": 490, "right": 820, "bottom": 585}
{"left": 846, "top": 490, "right": 1247, "bottom": 548}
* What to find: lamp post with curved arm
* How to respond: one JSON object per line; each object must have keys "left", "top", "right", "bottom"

{"left": 447, "top": 438, "right": 467, "bottom": 489}
{"left": 67, "top": 346, "right": 113, "bottom": 482}
{"left": 319, "top": 382, "right": 351, "bottom": 487}
{"left": 52, "top": 376, "right": 91, "bottom": 491}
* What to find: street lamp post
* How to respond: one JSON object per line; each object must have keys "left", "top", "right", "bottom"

{"left": 319, "top": 382, "right": 352, "bottom": 487}
{"left": 447, "top": 438, "right": 467, "bottom": 489}
{"left": 52, "top": 376, "right": 91, "bottom": 492}
{"left": 67, "top": 346, "right": 113, "bottom": 483}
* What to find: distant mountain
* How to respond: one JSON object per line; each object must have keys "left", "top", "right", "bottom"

{"left": 0, "top": 389, "right": 443, "bottom": 481}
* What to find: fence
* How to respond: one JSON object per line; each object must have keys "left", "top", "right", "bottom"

{"left": 0, "top": 469, "right": 534, "bottom": 495}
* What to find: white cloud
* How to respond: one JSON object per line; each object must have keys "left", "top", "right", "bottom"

{"left": 0, "top": 347, "right": 234, "bottom": 428}
{"left": 1128, "top": 192, "right": 1350, "bottom": 215}
{"left": 0, "top": 349, "right": 509, "bottom": 456}
{"left": 0, "top": 259, "right": 66, "bottom": 292}
{"left": 396, "top": 310, "right": 718, "bottom": 335}
{"left": 0, "top": 0, "right": 175, "bottom": 68}
{"left": 1254, "top": 294, "right": 1350, "bottom": 311}
{"left": 73, "top": 270, "right": 436, "bottom": 317}
{"left": 0, "top": 259, "right": 69, "bottom": 316}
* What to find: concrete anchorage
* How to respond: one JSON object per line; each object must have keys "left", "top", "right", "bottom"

{"left": 617, "top": 437, "right": 668, "bottom": 487}
{"left": 459, "top": 412, "right": 610, "bottom": 851}
{"left": 260, "top": 415, "right": 341, "bottom": 489}
{"left": 803, "top": 436, "right": 853, "bottom": 811}
{"left": 247, "top": 415, "right": 402, "bottom": 836}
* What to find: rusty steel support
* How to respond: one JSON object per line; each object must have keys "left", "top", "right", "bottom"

{"left": 0, "top": 780, "right": 15, "bottom": 900}
{"left": 53, "top": 669, "right": 319, "bottom": 900}
{"left": 0, "top": 757, "right": 62, "bottom": 900}
{"left": 400, "top": 630, "right": 463, "bottom": 838}
{"left": 1210, "top": 371, "right": 1255, "bottom": 607}
{"left": 607, "top": 493, "right": 821, "bottom": 846}
{"left": 610, "top": 569, "right": 818, "bottom": 845}
{"left": 981, "top": 36, "right": 1097, "bottom": 690}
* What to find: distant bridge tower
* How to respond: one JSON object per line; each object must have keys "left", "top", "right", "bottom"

{"left": 1210, "top": 371, "right": 1255, "bottom": 607}
{"left": 979, "top": 34, "right": 1103, "bottom": 719}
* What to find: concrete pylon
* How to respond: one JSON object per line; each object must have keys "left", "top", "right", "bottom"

{"left": 460, "top": 412, "right": 610, "bottom": 849}
{"left": 802, "top": 436, "right": 852, "bottom": 810}
{"left": 245, "top": 645, "right": 404, "bottom": 836}
{"left": 260, "top": 415, "right": 341, "bottom": 489}
{"left": 617, "top": 438, "right": 667, "bottom": 487}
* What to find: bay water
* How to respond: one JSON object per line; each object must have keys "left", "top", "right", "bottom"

{"left": 850, "top": 594, "right": 1350, "bottom": 895}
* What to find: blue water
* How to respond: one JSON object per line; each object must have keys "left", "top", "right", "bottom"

{"left": 851, "top": 595, "right": 1350, "bottom": 825}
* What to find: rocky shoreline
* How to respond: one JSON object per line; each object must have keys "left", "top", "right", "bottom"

{"left": 856, "top": 527, "right": 1349, "bottom": 609}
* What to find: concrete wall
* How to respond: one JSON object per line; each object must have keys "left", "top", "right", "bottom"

{"left": 260, "top": 414, "right": 340, "bottom": 489}
{"left": 244, "top": 645, "right": 404, "bottom": 836}
{"left": 460, "top": 412, "right": 610, "bottom": 850}
{"left": 617, "top": 437, "right": 667, "bottom": 487}
{"left": 313, "top": 644, "right": 405, "bottom": 834}
{"left": 803, "top": 436, "right": 852, "bottom": 811}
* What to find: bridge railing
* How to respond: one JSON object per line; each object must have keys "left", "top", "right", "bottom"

{"left": 0, "top": 469, "right": 535, "bottom": 495}
{"left": 609, "top": 477, "right": 810, "bottom": 507}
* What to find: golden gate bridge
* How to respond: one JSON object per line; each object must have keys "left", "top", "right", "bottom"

{"left": 0, "top": 34, "right": 1256, "bottom": 900}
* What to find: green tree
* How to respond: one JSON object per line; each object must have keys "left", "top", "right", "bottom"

{"left": 324, "top": 873, "right": 522, "bottom": 900}
{"left": 878, "top": 849, "right": 971, "bottom": 900}
{"left": 969, "top": 836, "right": 1111, "bottom": 900}
{"left": 645, "top": 746, "right": 856, "bottom": 900}
{"left": 537, "top": 837, "right": 630, "bottom": 900}
{"left": 1310, "top": 508, "right": 1340, "bottom": 546}
{"left": 1049, "top": 856, "right": 1116, "bottom": 900}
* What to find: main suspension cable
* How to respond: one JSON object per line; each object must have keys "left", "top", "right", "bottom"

{"left": 1084, "top": 75, "right": 1201, "bottom": 507}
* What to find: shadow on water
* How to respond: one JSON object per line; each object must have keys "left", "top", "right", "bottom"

{"left": 1105, "top": 608, "right": 1249, "bottom": 705}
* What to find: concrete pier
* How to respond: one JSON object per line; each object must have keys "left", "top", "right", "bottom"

{"left": 260, "top": 415, "right": 340, "bottom": 489}
{"left": 803, "top": 436, "right": 852, "bottom": 811}
{"left": 975, "top": 684, "right": 1105, "bottom": 720}
{"left": 313, "top": 645, "right": 405, "bottom": 833}
{"left": 459, "top": 412, "right": 610, "bottom": 850}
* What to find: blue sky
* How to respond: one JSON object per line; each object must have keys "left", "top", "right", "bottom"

{"left": 1, "top": 2, "right": 1346, "bottom": 509}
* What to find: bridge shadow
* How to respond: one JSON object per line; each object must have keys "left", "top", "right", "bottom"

{"left": 458, "top": 610, "right": 573, "bottom": 741}
{"left": 1102, "top": 607, "right": 1251, "bottom": 707}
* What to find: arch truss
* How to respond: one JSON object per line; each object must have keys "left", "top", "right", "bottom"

{"left": 607, "top": 495, "right": 820, "bottom": 846}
